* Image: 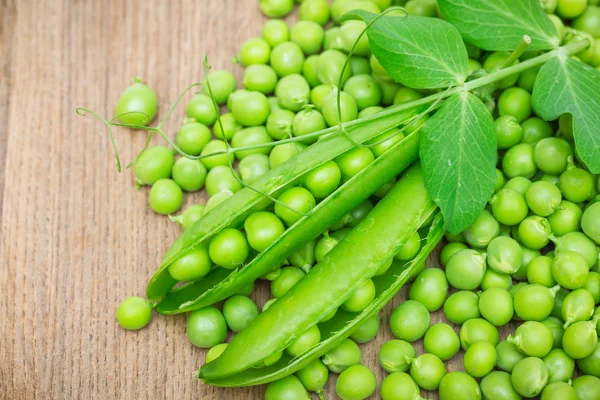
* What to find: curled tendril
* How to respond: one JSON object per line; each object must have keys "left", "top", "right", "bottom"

{"left": 76, "top": 107, "right": 122, "bottom": 172}
{"left": 202, "top": 56, "right": 309, "bottom": 218}
{"left": 336, "top": 7, "right": 409, "bottom": 147}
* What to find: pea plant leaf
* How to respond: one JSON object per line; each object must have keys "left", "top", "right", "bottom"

{"left": 342, "top": 11, "right": 468, "bottom": 89}
{"left": 533, "top": 55, "right": 600, "bottom": 173}
{"left": 420, "top": 92, "right": 497, "bottom": 234}
{"left": 438, "top": 0, "right": 559, "bottom": 51}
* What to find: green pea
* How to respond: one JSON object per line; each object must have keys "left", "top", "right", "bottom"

{"left": 444, "top": 291, "right": 480, "bottom": 325}
{"left": 349, "top": 314, "right": 380, "bottom": 343}
{"left": 339, "top": 20, "right": 370, "bottom": 56}
{"left": 322, "top": 338, "right": 361, "bottom": 373}
{"left": 293, "top": 107, "right": 327, "bottom": 143}
{"left": 559, "top": 167, "right": 596, "bottom": 203}
{"left": 562, "top": 288, "right": 595, "bottom": 328}
{"left": 502, "top": 143, "right": 538, "bottom": 179}
{"left": 423, "top": 323, "right": 460, "bottom": 361}
{"left": 271, "top": 267, "right": 305, "bottom": 298}
{"left": 511, "top": 357, "right": 548, "bottom": 398}
{"left": 230, "top": 91, "right": 271, "bottom": 127}
{"left": 460, "top": 318, "right": 499, "bottom": 350}
{"left": 116, "top": 296, "right": 153, "bottom": 330}
{"left": 222, "top": 295, "right": 258, "bottom": 333}
{"left": 381, "top": 372, "right": 421, "bottom": 400}
{"left": 334, "top": 147, "right": 375, "bottom": 182}
{"left": 336, "top": 364, "right": 376, "bottom": 400}
{"left": 408, "top": 268, "right": 448, "bottom": 312}
{"left": 525, "top": 181, "right": 562, "bottom": 217}
{"left": 322, "top": 90, "right": 359, "bottom": 126}
{"left": 244, "top": 211, "right": 285, "bottom": 253}
{"left": 205, "top": 166, "right": 243, "bottom": 196}
{"left": 310, "top": 84, "right": 335, "bottom": 111}
{"left": 203, "top": 190, "right": 233, "bottom": 215}
{"left": 375, "top": 75, "right": 401, "bottom": 105}
{"left": 176, "top": 121, "right": 211, "bottom": 155}
{"left": 439, "top": 242, "right": 468, "bottom": 268}
{"left": 481, "top": 268, "right": 513, "bottom": 290}
{"left": 552, "top": 251, "right": 589, "bottom": 290}
{"left": 331, "top": 0, "right": 381, "bottom": 22}
{"left": 582, "top": 202, "right": 600, "bottom": 244}
{"left": 543, "top": 348, "right": 575, "bottom": 383}
{"left": 463, "top": 341, "right": 497, "bottom": 378}
{"left": 518, "top": 66, "right": 540, "bottom": 92}
{"left": 445, "top": 249, "right": 486, "bottom": 290}
{"left": 478, "top": 287, "right": 513, "bottom": 326}
{"left": 534, "top": 137, "right": 574, "bottom": 175}
{"left": 527, "top": 255, "right": 557, "bottom": 287}
{"left": 508, "top": 321, "right": 553, "bottom": 358}
{"left": 498, "top": 87, "right": 532, "bottom": 122}
{"left": 486, "top": 236, "right": 522, "bottom": 275}
{"left": 317, "top": 49, "right": 352, "bottom": 86}
{"left": 238, "top": 37, "right": 271, "bottom": 66}
{"left": 238, "top": 154, "right": 270, "bottom": 185}
{"left": 287, "top": 325, "right": 321, "bottom": 357}
{"left": 343, "top": 74, "right": 382, "bottom": 111}
{"left": 496, "top": 340, "right": 526, "bottom": 373}
{"left": 243, "top": 64, "right": 278, "bottom": 94}
{"left": 379, "top": 339, "right": 416, "bottom": 373}
{"left": 584, "top": 271, "right": 600, "bottom": 303}
{"left": 208, "top": 228, "right": 249, "bottom": 269}
{"left": 266, "top": 108, "right": 295, "bottom": 140}
{"left": 148, "top": 179, "right": 183, "bottom": 215}
{"left": 204, "top": 70, "right": 236, "bottom": 105}
{"left": 573, "top": 375, "right": 600, "bottom": 400}
{"left": 577, "top": 342, "right": 600, "bottom": 377}
{"left": 494, "top": 111, "right": 523, "bottom": 149}
{"left": 521, "top": 117, "right": 553, "bottom": 144}
{"left": 200, "top": 140, "right": 234, "bottom": 170}
{"left": 205, "top": 343, "right": 228, "bottom": 363}
{"left": 518, "top": 216, "right": 552, "bottom": 250}
{"left": 555, "top": 231, "right": 599, "bottom": 268}
{"left": 394, "top": 231, "right": 421, "bottom": 261}
{"left": 562, "top": 320, "right": 598, "bottom": 359}
{"left": 186, "top": 94, "right": 218, "bottom": 126}
{"left": 407, "top": 353, "right": 446, "bottom": 390}
{"left": 270, "top": 143, "right": 307, "bottom": 169}
{"left": 349, "top": 56, "right": 371, "bottom": 75}
{"left": 541, "top": 381, "right": 577, "bottom": 400}
{"left": 541, "top": 316, "right": 565, "bottom": 350}
{"left": 302, "top": 161, "right": 342, "bottom": 199}
{"left": 262, "top": 19, "right": 290, "bottom": 48}
{"left": 366, "top": 128, "right": 405, "bottom": 158}
{"left": 464, "top": 210, "right": 500, "bottom": 248}
{"left": 133, "top": 146, "right": 174, "bottom": 187}
{"left": 265, "top": 375, "right": 309, "bottom": 400}
{"left": 490, "top": 189, "right": 529, "bottom": 226}
{"left": 480, "top": 371, "right": 522, "bottom": 400}
{"left": 551, "top": 287, "right": 570, "bottom": 319}
{"left": 299, "top": 0, "right": 330, "bottom": 26}
{"left": 276, "top": 74, "right": 311, "bottom": 112}
{"left": 389, "top": 300, "right": 430, "bottom": 342}
{"left": 171, "top": 204, "right": 205, "bottom": 231}
{"left": 167, "top": 245, "right": 211, "bottom": 282}
{"left": 171, "top": 157, "right": 207, "bottom": 193}
{"left": 186, "top": 307, "right": 227, "bottom": 348}
{"left": 514, "top": 284, "right": 557, "bottom": 321}
{"left": 504, "top": 176, "right": 533, "bottom": 195}
{"left": 358, "top": 105, "right": 383, "bottom": 118}
{"left": 296, "top": 359, "right": 329, "bottom": 394}
{"left": 438, "top": 372, "right": 481, "bottom": 400}
{"left": 342, "top": 279, "right": 375, "bottom": 313}
{"left": 274, "top": 187, "right": 316, "bottom": 227}
{"left": 115, "top": 78, "right": 157, "bottom": 126}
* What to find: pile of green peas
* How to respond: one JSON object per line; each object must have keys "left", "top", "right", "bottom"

{"left": 113, "top": 0, "right": 600, "bottom": 398}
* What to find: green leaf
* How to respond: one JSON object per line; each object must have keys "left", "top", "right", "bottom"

{"left": 438, "top": 0, "right": 559, "bottom": 51}
{"left": 532, "top": 55, "right": 600, "bottom": 173}
{"left": 343, "top": 11, "right": 468, "bottom": 89}
{"left": 420, "top": 92, "right": 497, "bottom": 234}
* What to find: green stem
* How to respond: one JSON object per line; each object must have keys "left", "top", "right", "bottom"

{"left": 499, "top": 35, "right": 532, "bottom": 70}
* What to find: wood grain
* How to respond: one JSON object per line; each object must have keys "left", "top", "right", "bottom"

{"left": 0, "top": 1, "right": 508, "bottom": 399}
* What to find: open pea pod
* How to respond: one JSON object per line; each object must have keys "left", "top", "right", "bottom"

{"left": 199, "top": 163, "right": 440, "bottom": 382}
{"left": 201, "top": 215, "right": 443, "bottom": 387}
{"left": 156, "top": 131, "right": 421, "bottom": 314}
{"left": 146, "top": 105, "right": 419, "bottom": 301}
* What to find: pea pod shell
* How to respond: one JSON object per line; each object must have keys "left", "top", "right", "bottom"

{"left": 199, "top": 163, "right": 438, "bottom": 381}
{"left": 146, "top": 104, "right": 422, "bottom": 301}
{"left": 156, "top": 132, "right": 420, "bottom": 314}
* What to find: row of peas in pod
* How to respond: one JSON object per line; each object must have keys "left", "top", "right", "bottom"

{"left": 112, "top": 0, "right": 600, "bottom": 399}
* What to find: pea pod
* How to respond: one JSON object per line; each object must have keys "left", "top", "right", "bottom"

{"left": 156, "top": 132, "right": 421, "bottom": 314}
{"left": 146, "top": 105, "right": 421, "bottom": 301}
{"left": 199, "top": 164, "right": 440, "bottom": 382}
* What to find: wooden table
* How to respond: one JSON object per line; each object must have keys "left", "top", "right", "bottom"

{"left": 0, "top": 1, "right": 459, "bottom": 398}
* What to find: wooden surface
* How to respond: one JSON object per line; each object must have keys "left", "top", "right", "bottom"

{"left": 0, "top": 1, "right": 482, "bottom": 399}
